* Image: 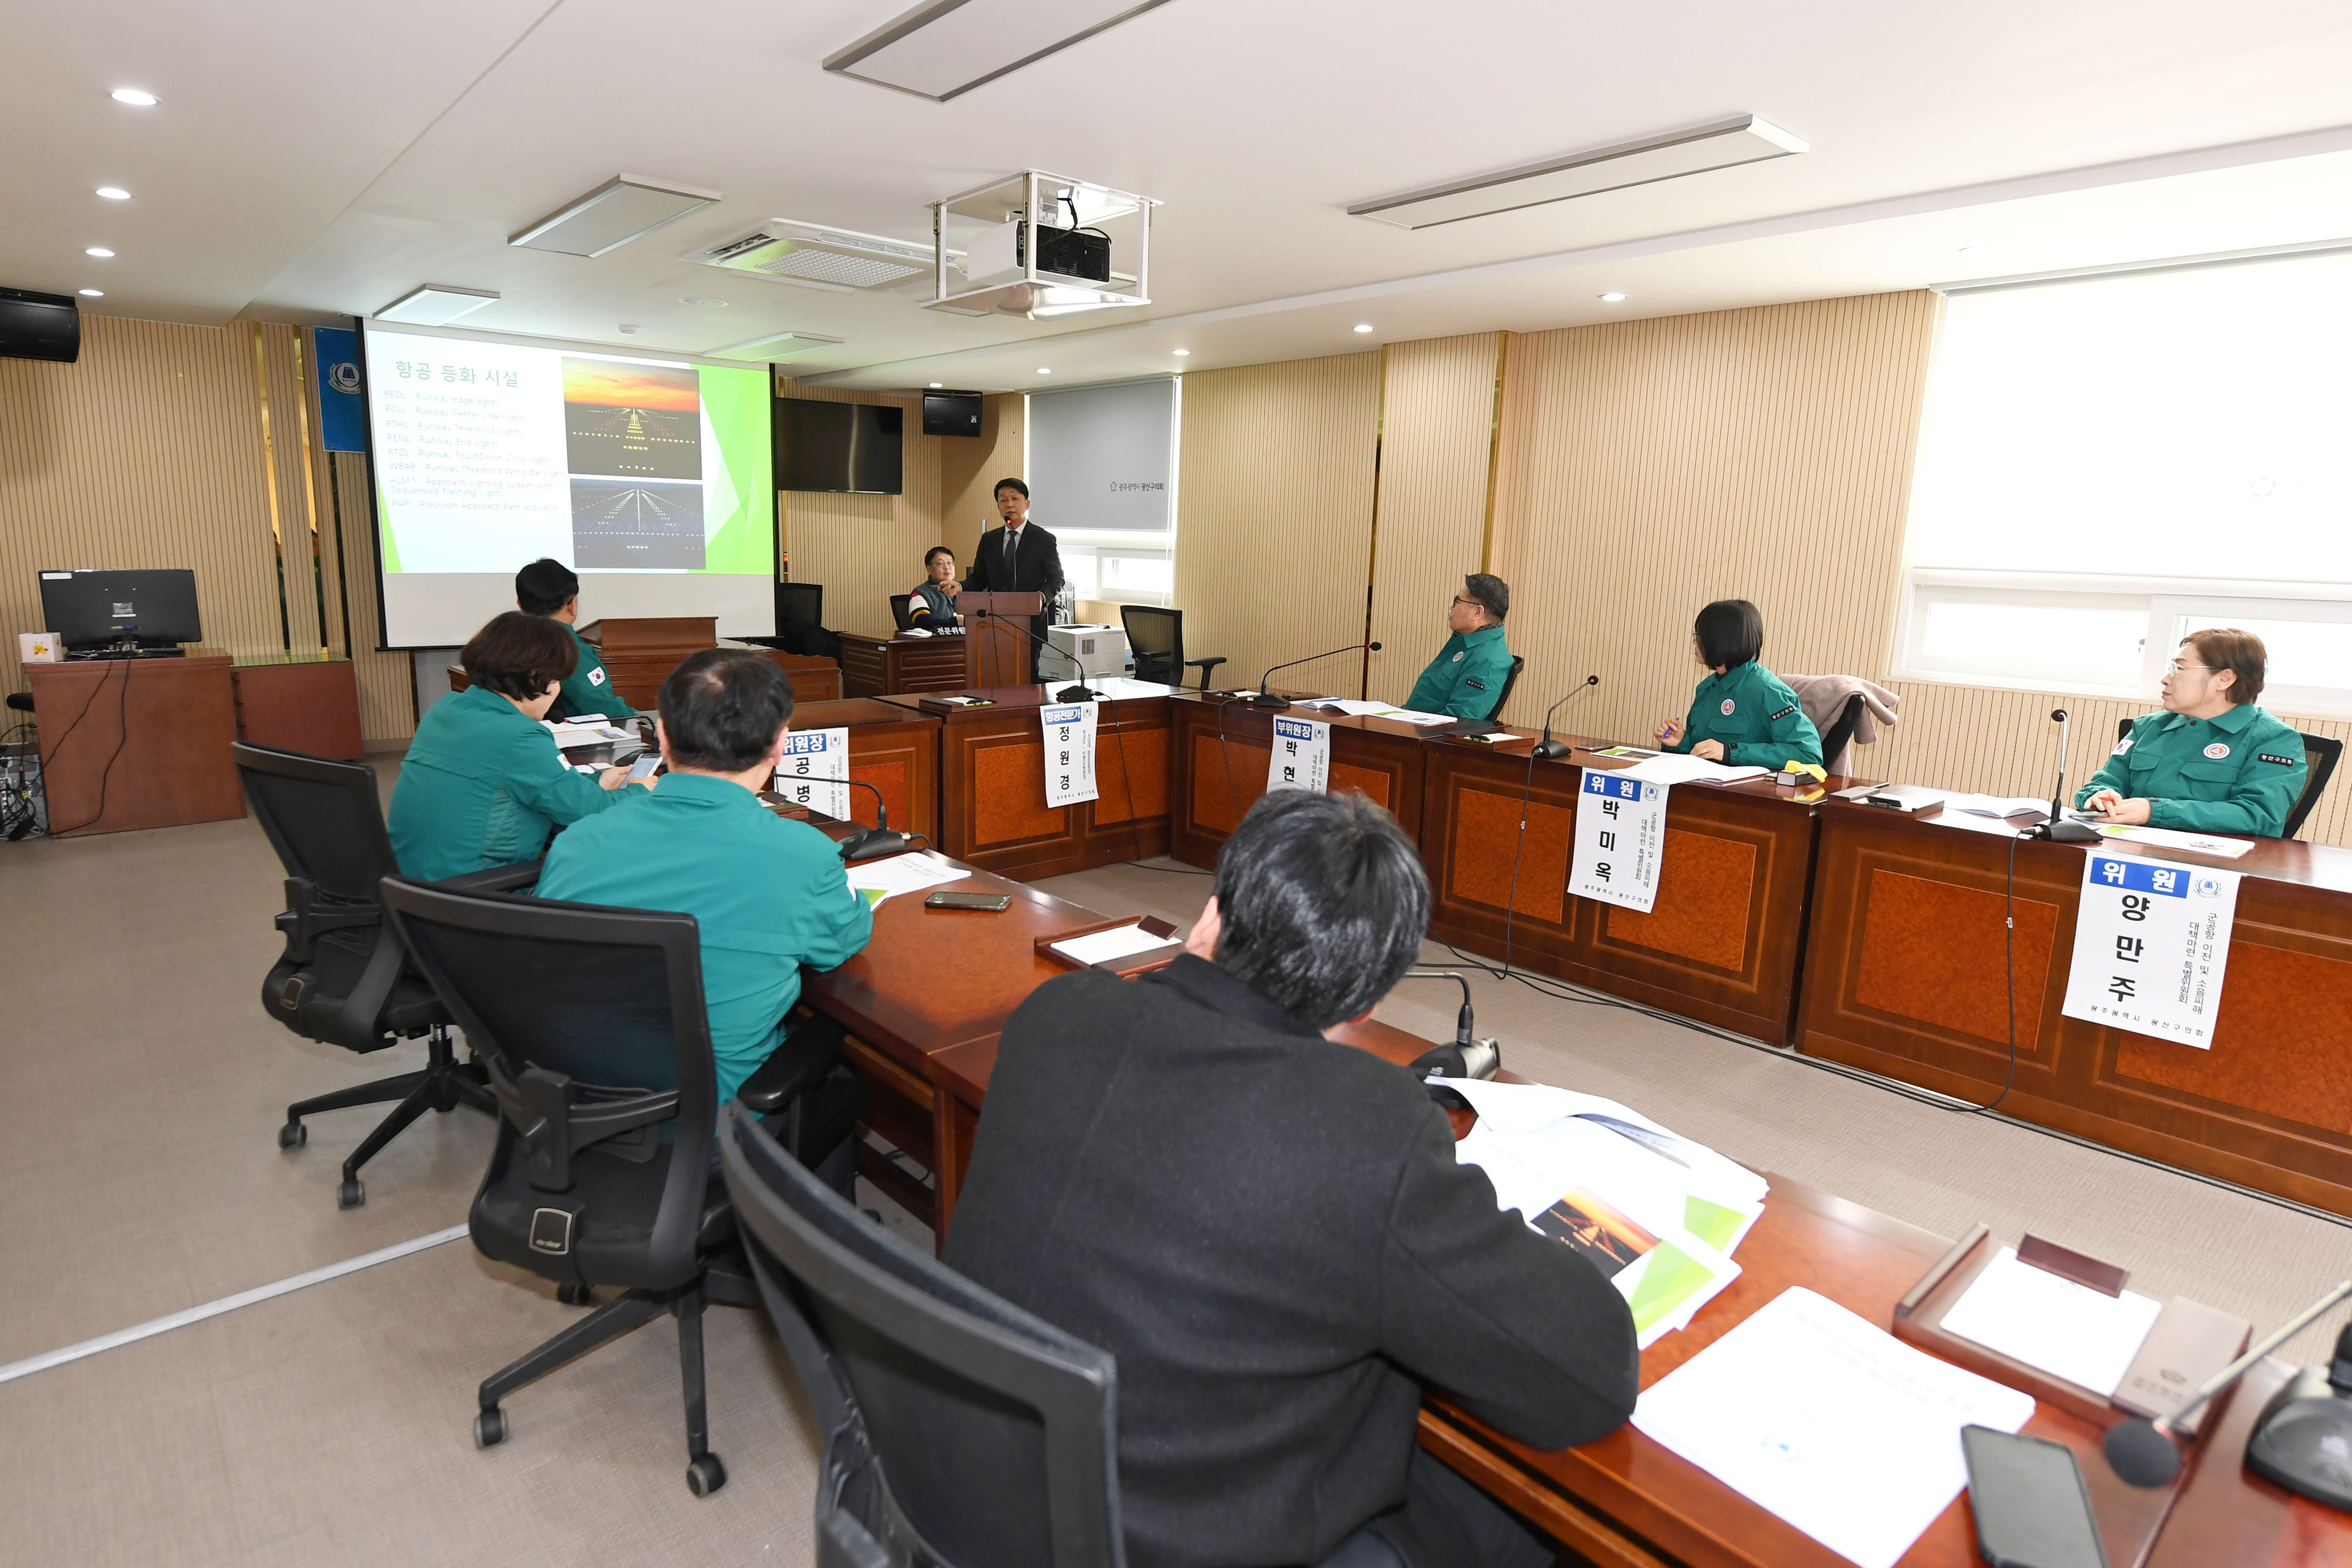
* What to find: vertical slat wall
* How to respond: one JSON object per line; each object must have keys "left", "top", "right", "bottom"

{"left": 1173, "top": 352, "right": 1381, "bottom": 698}
{"left": 777, "top": 381, "right": 945, "bottom": 641}
{"left": 937, "top": 392, "right": 1027, "bottom": 570}
{"left": 1364, "top": 332, "right": 1506, "bottom": 705}
{"left": 327, "top": 447, "right": 415, "bottom": 741}
{"left": 0, "top": 315, "right": 285, "bottom": 696}
{"left": 253, "top": 324, "right": 325, "bottom": 657}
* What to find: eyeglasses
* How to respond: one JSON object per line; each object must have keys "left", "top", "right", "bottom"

{"left": 1451, "top": 596, "right": 1480, "bottom": 610}
{"left": 2166, "top": 660, "right": 2213, "bottom": 675}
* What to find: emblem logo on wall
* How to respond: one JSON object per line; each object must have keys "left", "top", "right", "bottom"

{"left": 328, "top": 361, "right": 362, "bottom": 395}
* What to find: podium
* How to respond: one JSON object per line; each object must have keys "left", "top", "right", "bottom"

{"left": 29, "top": 654, "right": 245, "bottom": 836}
{"left": 956, "top": 592, "right": 1041, "bottom": 688}
{"left": 570, "top": 617, "right": 841, "bottom": 708}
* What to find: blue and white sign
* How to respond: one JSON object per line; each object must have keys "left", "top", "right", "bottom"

{"left": 773, "top": 727, "right": 850, "bottom": 819}
{"left": 312, "top": 326, "right": 369, "bottom": 452}
{"left": 2061, "top": 854, "right": 2241, "bottom": 1048}
{"left": 1267, "top": 715, "right": 1330, "bottom": 795}
{"left": 1040, "top": 703, "right": 1099, "bottom": 808}
{"left": 1570, "top": 770, "right": 1669, "bottom": 915}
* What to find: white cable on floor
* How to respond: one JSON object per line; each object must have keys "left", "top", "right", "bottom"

{"left": 0, "top": 1223, "right": 469, "bottom": 1387}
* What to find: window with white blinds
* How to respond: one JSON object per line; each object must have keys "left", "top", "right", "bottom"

{"left": 1027, "top": 376, "right": 1179, "bottom": 608}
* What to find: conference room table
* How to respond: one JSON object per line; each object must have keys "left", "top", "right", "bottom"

{"left": 787, "top": 838, "right": 2341, "bottom": 1568}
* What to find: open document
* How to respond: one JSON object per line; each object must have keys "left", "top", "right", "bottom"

{"left": 844, "top": 854, "right": 968, "bottom": 908}
{"left": 1633, "top": 1288, "right": 2035, "bottom": 1568}
{"left": 1617, "top": 752, "right": 1771, "bottom": 787}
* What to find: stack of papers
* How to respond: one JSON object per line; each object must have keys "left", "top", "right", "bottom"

{"left": 843, "top": 854, "right": 968, "bottom": 908}
{"left": 1617, "top": 753, "right": 1771, "bottom": 786}
{"left": 1942, "top": 792, "right": 2053, "bottom": 820}
{"left": 2097, "top": 822, "right": 2257, "bottom": 859}
{"left": 1049, "top": 923, "right": 1176, "bottom": 965}
{"left": 1447, "top": 1079, "right": 1766, "bottom": 1347}
{"left": 1938, "top": 1247, "right": 2162, "bottom": 1396}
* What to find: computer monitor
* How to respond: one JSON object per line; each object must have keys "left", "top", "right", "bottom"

{"left": 37, "top": 569, "right": 202, "bottom": 653}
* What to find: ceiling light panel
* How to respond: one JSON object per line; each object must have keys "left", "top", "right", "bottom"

{"left": 706, "top": 329, "right": 846, "bottom": 362}
{"left": 374, "top": 285, "right": 501, "bottom": 325}
{"left": 1349, "top": 115, "right": 1807, "bottom": 230}
{"left": 510, "top": 176, "right": 722, "bottom": 258}
{"left": 686, "top": 222, "right": 947, "bottom": 292}
{"left": 826, "top": 0, "right": 1173, "bottom": 103}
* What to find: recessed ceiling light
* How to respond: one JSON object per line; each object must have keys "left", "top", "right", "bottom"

{"left": 677, "top": 296, "right": 727, "bottom": 307}
{"left": 78, "top": 289, "right": 104, "bottom": 297}
{"left": 509, "top": 175, "right": 721, "bottom": 258}
{"left": 85, "top": 247, "right": 114, "bottom": 258}
{"left": 618, "top": 324, "right": 639, "bottom": 335}
{"left": 95, "top": 187, "right": 130, "bottom": 201}
{"left": 1599, "top": 291, "right": 1627, "bottom": 302}
{"left": 110, "top": 89, "right": 158, "bottom": 106}
{"left": 1037, "top": 367, "right": 1051, "bottom": 374}
{"left": 1172, "top": 348, "right": 1190, "bottom": 356}
{"left": 1353, "top": 323, "right": 1373, "bottom": 333}
{"left": 374, "top": 283, "right": 499, "bottom": 325}
{"left": 928, "top": 381, "right": 944, "bottom": 388}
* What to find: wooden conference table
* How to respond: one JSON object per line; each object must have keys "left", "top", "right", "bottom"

{"left": 791, "top": 839, "right": 2346, "bottom": 1568}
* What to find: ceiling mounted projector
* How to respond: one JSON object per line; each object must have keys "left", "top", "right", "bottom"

{"left": 927, "top": 170, "right": 1157, "bottom": 319}
{"left": 373, "top": 284, "right": 501, "bottom": 325}
{"left": 1349, "top": 114, "right": 1807, "bottom": 230}
{"left": 826, "top": 0, "right": 1174, "bottom": 103}
{"left": 510, "top": 175, "right": 721, "bottom": 257}
{"left": 685, "top": 221, "right": 954, "bottom": 293}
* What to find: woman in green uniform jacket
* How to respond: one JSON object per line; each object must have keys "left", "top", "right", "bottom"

{"left": 387, "top": 612, "right": 643, "bottom": 881}
{"left": 516, "top": 556, "right": 640, "bottom": 724}
{"left": 2077, "top": 627, "right": 2308, "bottom": 837}
{"left": 1654, "top": 599, "right": 1823, "bottom": 770}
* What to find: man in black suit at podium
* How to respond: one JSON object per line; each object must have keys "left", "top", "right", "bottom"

{"left": 963, "top": 478, "right": 1065, "bottom": 653}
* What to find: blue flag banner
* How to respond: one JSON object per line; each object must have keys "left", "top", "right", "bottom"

{"left": 313, "top": 326, "right": 368, "bottom": 452}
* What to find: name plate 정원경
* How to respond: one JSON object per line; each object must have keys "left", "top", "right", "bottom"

{"left": 1041, "top": 703, "right": 1101, "bottom": 808}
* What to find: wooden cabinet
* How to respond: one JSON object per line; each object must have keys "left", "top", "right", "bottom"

{"left": 28, "top": 655, "right": 244, "bottom": 836}
{"left": 231, "top": 657, "right": 363, "bottom": 759}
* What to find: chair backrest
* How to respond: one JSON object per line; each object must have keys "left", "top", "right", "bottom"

{"left": 1488, "top": 654, "right": 1525, "bottom": 721}
{"left": 890, "top": 594, "right": 916, "bottom": 633}
{"left": 2117, "top": 716, "right": 2134, "bottom": 744}
{"left": 382, "top": 877, "right": 722, "bottom": 1289}
{"left": 1121, "top": 606, "right": 1181, "bottom": 686}
{"left": 2288, "top": 732, "right": 2343, "bottom": 840}
{"left": 232, "top": 741, "right": 400, "bottom": 901}
{"left": 780, "top": 581, "right": 825, "bottom": 629}
{"left": 1818, "top": 693, "right": 1866, "bottom": 775}
{"left": 719, "top": 1104, "right": 1124, "bottom": 1568}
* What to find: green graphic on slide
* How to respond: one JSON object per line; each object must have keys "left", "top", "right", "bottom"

{"left": 376, "top": 479, "right": 402, "bottom": 573}
{"left": 696, "top": 367, "right": 773, "bottom": 575}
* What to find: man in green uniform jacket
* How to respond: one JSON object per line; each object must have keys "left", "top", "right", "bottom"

{"left": 1656, "top": 598, "right": 1823, "bottom": 770}
{"left": 536, "top": 649, "right": 874, "bottom": 1105}
{"left": 1404, "top": 574, "right": 1514, "bottom": 720}
{"left": 516, "top": 557, "right": 641, "bottom": 724}
{"left": 2078, "top": 627, "right": 2308, "bottom": 837}
{"left": 388, "top": 612, "right": 642, "bottom": 881}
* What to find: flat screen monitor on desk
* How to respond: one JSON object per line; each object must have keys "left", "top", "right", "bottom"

{"left": 37, "top": 568, "right": 201, "bottom": 655}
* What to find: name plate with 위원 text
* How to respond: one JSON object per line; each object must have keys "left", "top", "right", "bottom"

{"left": 1040, "top": 703, "right": 1100, "bottom": 808}
{"left": 1571, "top": 771, "right": 1667, "bottom": 915}
{"left": 2060, "top": 853, "right": 2240, "bottom": 1048}
{"left": 1266, "top": 715, "right": 1330, "bottom": 795}
{"left": 773, "top": 726, "right": 850, "bottom": 818}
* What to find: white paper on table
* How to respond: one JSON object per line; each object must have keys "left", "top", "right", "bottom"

{"left": 844, "top": 854, "right": 969, "bottom": 908}
{"left": 1943, "top": 792, "right": 2055, "bottom": 820}
{"left": 2095, "top": 822, "right": 2257, "bottom": 860}
{"left": 1088, "top": 676, "right": 1178, "bottom": 699}
{"left": 1619, "top": 752, "right": 1771, "bottom": 786}
{"left": 1936, "top": 1247, "right": 2162, "bottom": 1397}
{"left": 1294, "top": 698, "right": 1394, "bottom": 717}
{"left": 1050, "top": 923, "right": 1174, "bottom": 965}
{"left": 1633, "top": 1288, "right": 2036, "bottom": 1568}
{"left": 1377, "top": 708, "right": 1461, "bottom": 727}
{"left": 1443, "top": 1081, "right": 1770, "bottom": 1206}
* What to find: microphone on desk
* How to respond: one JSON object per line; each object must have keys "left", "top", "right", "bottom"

{"left": 2106, "top": 1278, "right": 2352, "bottom": 1488}
{"left": 1400, "top": 971, "right": 1501, "bottom": 1088}
{"left": 972, "top": 605, "right": 1101, "bottom": 704}
{"left": 1248, "top": 642, "right": 1382, "bottom": 711}
{"left": 1531, "top": 675, "right": 1602, "bottom": 759}
{"left": 2028, "top": 708, "right": 2104, "bottom": 843}
{"left": 825, "top": 779, "right": 910, "bottom": 863}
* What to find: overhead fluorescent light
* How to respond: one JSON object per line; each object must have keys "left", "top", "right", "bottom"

{"left": 704, "top": 329, "right": 845, "bottom": 363}
{"left": 374, "top": 285, "right": 501, "bottom": 325}
{"left": 826, "top": 0, "right": 1173, "bottom": 103}
{"left": 510, "top": 176, "right": 721, "bottom": 258}
{"left": 1349, "top": 114, "right": 1807, "bottom": 230}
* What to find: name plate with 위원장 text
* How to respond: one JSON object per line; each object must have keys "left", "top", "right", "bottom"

{"left": 1266, "top": 715, "right": 1330, "bottom": 794}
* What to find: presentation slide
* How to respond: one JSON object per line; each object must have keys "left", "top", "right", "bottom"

{"left": 363, "top": 323, "right": 774, "bottom": 647}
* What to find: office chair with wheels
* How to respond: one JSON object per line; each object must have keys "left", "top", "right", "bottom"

{"left": 233, "top": 741, "right": 535, "bottom": 1210}
{"left": 1119, "top": 606, "right": 1225, "bottom": 692}
{"left": 890, "top": 594, "right": 916, "bottom": 633}
{"left": 381, "top": 877, "right": 866, "bottom": 1498}
{"left": 2109, "top": 718, "right": 2341, "bottom": 839}
{"left": 1817, "top": 693, "right": 1866, "bottom": 775}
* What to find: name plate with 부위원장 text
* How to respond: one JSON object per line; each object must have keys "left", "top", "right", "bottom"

{"left": 1039, "top": 702, "right": 1099, "bottom": 808}
{"left": 772, "top": 727, "right": 850, "bottom": 818}
{"left": 2060, "top": 853, "right": 2241, "bottom": 1048}
{"left": 1570, "top": 771, "right": 1667, "bottom": 914}
{"left": 1265, "top": 715, "right": 1330, "bottom": 794}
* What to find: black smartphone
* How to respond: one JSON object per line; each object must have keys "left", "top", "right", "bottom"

{"left": 925, "top": 891, "right": 1011, "bottom": 911}
{"left": 1961, "top": 1425, "right": 2107, "bottom": 1568}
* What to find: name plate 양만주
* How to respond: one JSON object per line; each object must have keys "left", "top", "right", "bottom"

{"left": 2060, "top": 853, "right": 2240, "bottom": 1048}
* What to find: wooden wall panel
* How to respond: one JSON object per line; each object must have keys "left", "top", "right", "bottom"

{"left": 778, "top": 380, "right": 947, "bottom": 641}
{"left": 937, "top": 391, "right": 1025, "bottom": 571}
{"left": 1173, "top": 351, "right": 1380, "bottom": 698}
{"left": 1365, "top": 332, "right": 1505, "bottom": 706}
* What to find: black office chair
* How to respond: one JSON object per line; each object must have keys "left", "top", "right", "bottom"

{"left": 890, "top": 593, "right": 916, "bottom": 633}
{"left": 381, "top": 877, "right": 867, "bottom": 1497}
{"left": 1120, "top": 606, "right": 1225, "bottom": 692}
{"left": 1818, "top": 693, "right": 1866, "bottom": 775}
{"left": 2108, "top": 717, "right": 2341, "bottom": 839}
{"left": 233, "top": 741, "right": 534, "bottom": 1210}
{"left": 780, "top": 581, "right": 824, "bottom": 630}
{"left": 1486, "top": 655, "right": 1525, "bottom": 722}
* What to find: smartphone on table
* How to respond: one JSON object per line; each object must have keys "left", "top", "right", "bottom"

{"left": 925, "top": 891, "right": 1011, "bottom": 911}
{"left": 1961, "top": 1425, "right": 2107, "bottom": 1568}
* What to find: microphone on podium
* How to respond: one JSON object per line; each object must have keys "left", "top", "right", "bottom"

{"left": 1248, "top": 642, "right": 1382, "bottom": 711}
{"left": 2028, "top": 708, "right": 2103, "bottom": 843}
{"left": 1530, "top": 675, "right": 1601, "bottom": 759}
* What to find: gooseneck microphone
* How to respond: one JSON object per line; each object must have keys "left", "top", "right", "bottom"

{"left": 1531, "top": 675, "right": 1602, "bottom": 759}
{"left": 833, "top": 779, "right": 911, "bottom": 863}
{"left": 973, "top": 605, "right": 1100, "bottom": 704}
{"left": 2106, "top": 1278, "right": 2352, "bottom": 1487}
{"left": 1400, "top": 970, "right": 1501, "bottom": 1084}
{"left": 2028, "top": 707, "right": 2103, "bottom": 843}
{"left": 1249, "top": 642, "right": 1382, "bottom": 711}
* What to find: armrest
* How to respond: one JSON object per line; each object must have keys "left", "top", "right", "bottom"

{"left": 735, "top": 1030, "right": 836, "bottom": 1116}
{"left": 436, "top": 859, "right": 543, "bottom": 895}
{"left": 1186, "top": 655, "right": 1228, "bottom": 691}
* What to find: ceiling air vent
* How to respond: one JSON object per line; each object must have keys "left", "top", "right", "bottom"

{"left": 685, "top": 222, "right": 953, "bottom": 293}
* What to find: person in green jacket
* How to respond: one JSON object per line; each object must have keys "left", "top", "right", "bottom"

{"left": 1404, "top": 574, "right": 1514, "bottom": 720}
{"left": 1655, "top": 599, "right": 1823, "bottom": 770}
{"left": 2077, "top": 627, "right": 2308, "bottom": 837}
{"left": 516, "top": 557, "right": 640, "bottom": 724}
{"left": 536, "top": 649, "right": 874, "bottom": 1110}
{"left": 387, "top": 612, "right": 643, "bottom": 880}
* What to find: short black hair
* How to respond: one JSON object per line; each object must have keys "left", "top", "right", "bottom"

{"left": 924, "top": 545, "right": 955, "bottom": 568}
{"left": 1211, "top": 791, "right": 1429, "bottom": 1030}
{"left": 1694, "top": 599, "right": 1765, "bottom": 670}
{"left": 993, "top": 476, "right": 1029, "bottom": 501}
{"left": 515, "top": 558, "right": 580, "bottom": 617}
{"left": 460, "top": 611, "right": 577, "bottom": 700}
{"left": 1464, "top": 572, "right": 1509, "bottom": 621}
{"left": 659, "top": 650, "right": 795, "bottom": 773}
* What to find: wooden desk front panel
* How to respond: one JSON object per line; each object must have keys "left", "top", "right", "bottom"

{"left": 1167, "top": 698, "right": 1425, "bottom": 868}
{"left": 1797, "top": 804, "right": 2352, "bottom": 1216}
{"left": 788, "top": 698, "right": 940, "bottom": 846}
{"left": 1419, "top": 747, "right": 1820, "bottom": 1043}
{"left": 30, "top": 656, "right": 245, "bottom": 836}
{"left": 231, "top": 660, "right": 364, "bottom": 759}
{"left": 840, "top": 634, "right": 968, "bottom": 699}
{"left": 931, "top": 694, "right": 1172, "bottom": 880}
